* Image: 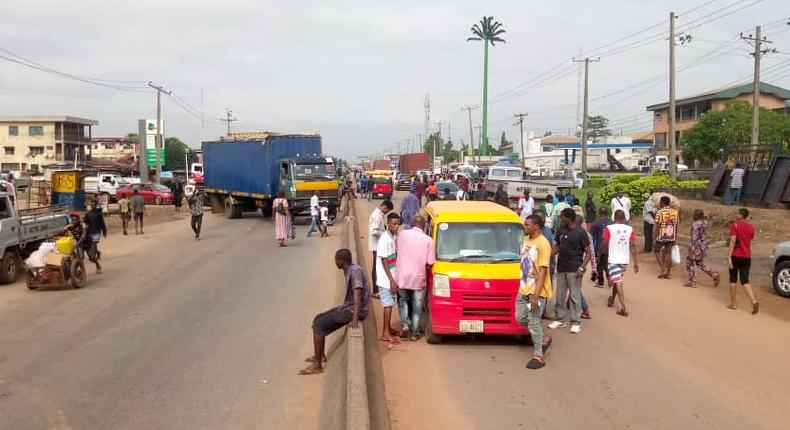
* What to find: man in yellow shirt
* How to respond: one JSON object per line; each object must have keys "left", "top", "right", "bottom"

{"left": 515, "top": 214, "right": 554, "bottom": 369}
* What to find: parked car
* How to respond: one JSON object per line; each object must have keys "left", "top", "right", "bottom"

{"left": 435, "top": 181, "right": 459, "bottom": 200}
{"left": 115, "top": 183, "right": 174, "bottom": 205}
{"left": 396, "top": 174, "right": 412, "bottom": 191}
{"left": 770, "top": 241, "right": 790, "bottom": 298}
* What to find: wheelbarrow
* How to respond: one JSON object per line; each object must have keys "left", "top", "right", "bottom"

{"left": 26, "top": 246, "right": 87, "bottom": 290}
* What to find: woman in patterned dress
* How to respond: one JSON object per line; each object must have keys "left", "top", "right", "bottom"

{"left": 273, "top": 192, "right": 291, "bottom": 247}
{"left": 685, "top": 209, "right": 720, "bottom": 288}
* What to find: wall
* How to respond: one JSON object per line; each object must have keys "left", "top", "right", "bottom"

{"left": 0, "top": 122, "right": 57, "bottom": 170}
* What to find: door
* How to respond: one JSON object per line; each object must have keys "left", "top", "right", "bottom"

{"left": 141, "top": 185, "right": 157, "bottom": 204}
{"left": 0, "top": 197, "right": 18, "bottom": 252}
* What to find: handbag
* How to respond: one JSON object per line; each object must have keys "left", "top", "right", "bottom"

{"left": 671, "top": 244, "right": 681, "bottom": 265}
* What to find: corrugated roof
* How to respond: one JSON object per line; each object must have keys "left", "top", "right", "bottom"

{"left": 646, "top": 81, "right": 790, "bottom": 111}
{"left": 0, "top": 115, "right": 98, "bottom": 125}
{"left": 540, "top": 135, "right": 578, "bottom": 144}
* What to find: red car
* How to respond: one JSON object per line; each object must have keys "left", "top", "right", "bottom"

{"left": 115, "top": 183, "right": 174, "bottom": 205}
{"left": 371, "top": 179, "right": 393, "bottom": 199}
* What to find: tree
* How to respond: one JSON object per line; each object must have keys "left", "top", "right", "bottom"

{"left": 163, "top": 137, "right": 197, "bottom": 171}
{"left": 442, "top": 139, "right": 459, "bottom": 163}
{"left": 423, "top": 132, "right": 443, "bottom": 159}
{"left": 682, "top": 100, "right": 790, "bottom": 165}
{"left": 499, "top": 131, "right": 512, "bottom": 150}
{"left": 587, "top": 115, "right": 611, "bottom": 142}
{"left": 543, "top": 130, "right": 553, "bottom": 137}
{"left": 467, "top": 16, "right": 506, "bottom": 157}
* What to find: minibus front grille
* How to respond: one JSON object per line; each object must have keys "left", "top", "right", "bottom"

{"left": 462, "top": 293, "right": 512, "bottom": 302}
{"left": 462, "top": 307, "right": 511, "bottom": 317}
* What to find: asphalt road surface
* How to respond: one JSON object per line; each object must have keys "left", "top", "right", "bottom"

{"left": 359, "top": 191, "right": 790, "bottom": 430}
{"left": 0, "top": 211, "right": 339, "bottom": 429}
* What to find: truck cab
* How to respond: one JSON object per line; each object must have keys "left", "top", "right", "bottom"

{"left": 84, "top": 173, "right": 127, "bottom": 202}
{"left": 280, "top": 157, "right": 339, "bottom": 215}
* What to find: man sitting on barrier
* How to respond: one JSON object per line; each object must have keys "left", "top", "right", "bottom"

{"left": 299, "top": 248, "right": 370, "bottom": 375}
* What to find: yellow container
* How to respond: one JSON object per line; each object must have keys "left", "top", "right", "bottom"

{"left": 55, "top": 237, "right": 76, "bottom": 255}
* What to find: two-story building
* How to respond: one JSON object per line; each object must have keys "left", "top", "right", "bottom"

{"left": 89, "top": 137, "right": 138, "bottom": 161}
{"left": 0, "top": 115, "right": 98, "bottom": 173}
{"left": 646, "top": 82, "right": 790, "bottom": 164}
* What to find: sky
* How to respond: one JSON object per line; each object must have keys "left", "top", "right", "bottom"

{"left": 1, "top": 0, "right": 788, "bottom": 161}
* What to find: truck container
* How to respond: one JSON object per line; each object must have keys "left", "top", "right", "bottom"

{"left": 202, "top": 133, "right": 339, "bottom": 219}
{"left": 372, "top": 159, "right": 391, "bottom": 170}
{"left": 399, "top": 152, "right": 430, "bottom": 175}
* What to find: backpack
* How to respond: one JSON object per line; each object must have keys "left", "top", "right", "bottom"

{"left": 275, "top": 201, "right": 286, "bottom": 215}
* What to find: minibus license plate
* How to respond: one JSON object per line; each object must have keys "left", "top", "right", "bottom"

{"left": 460, "top": 320, "right": 484, "bottom": 333}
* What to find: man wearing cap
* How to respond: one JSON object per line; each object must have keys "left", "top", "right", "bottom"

{"left": 610, "top": 188, "right": 632, "bottom": 222}
{"left": 642, "top": 193, "right": 656, "bottom": 253}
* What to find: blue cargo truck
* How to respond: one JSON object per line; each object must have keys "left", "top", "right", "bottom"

{"left": 202, "top": 133, "right": 340, "bottom": 218}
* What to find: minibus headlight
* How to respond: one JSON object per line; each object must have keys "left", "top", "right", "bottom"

{"left": 433, "top": 273, "right": 450, "bottom": 297}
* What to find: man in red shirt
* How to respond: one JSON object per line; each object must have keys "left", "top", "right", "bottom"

{"left": 727, "top": 208, "right": 758, "bottom": 314}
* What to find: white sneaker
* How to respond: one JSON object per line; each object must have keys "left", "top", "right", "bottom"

{"left": 547, "top": 321, "right": 567, "bottom": 330}
{"left": 570, "top": 324, "right": 582, "bottom": 334}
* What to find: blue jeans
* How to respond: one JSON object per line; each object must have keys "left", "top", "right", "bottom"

{"left": 515, "top": 294, "right": 547, "bottom": 357}
{"left": 306, "top": 215, "right": 319, "bottom": 235}
{"left": 398, "top": 288, "right": 426, "bottom": 334}
{"left": 729, "top": 187, "right": 742, "bottom": 205}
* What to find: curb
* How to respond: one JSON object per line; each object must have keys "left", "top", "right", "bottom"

{"left": 344, "top": 213, "right": 370, "bottom": 430}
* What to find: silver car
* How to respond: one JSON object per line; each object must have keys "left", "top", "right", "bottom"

{"left": 769, "top": 241, "right": 790, "bottom": 298}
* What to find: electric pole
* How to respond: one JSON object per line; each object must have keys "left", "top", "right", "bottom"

{"left": 220, "top": 108, "right": 238, "bottom": 136}
{"left": 147, "top": 82, "right": 171, "bottom": 184}
{"left": 742, "top": 26, "right": 775, "bottom": 148}
{"left": 433, "top": 121, "right": 445, "bottom": 171}
{"left": 668, "top": 12, "right": 678, "bottom": 179}
{"left": 462, "top": 106, "right": 477, "bottom": 165}
{"left": 424, "top": 94, "right": 431, "bottom": 139}
{"left": 573, "top": 57, "right": 599, "bottom": 176}
{"left": 513, "top": 113, "right": 528, "bottom": 168}
{"left": 474, "top": 125, "right": 482, "bottom": 165}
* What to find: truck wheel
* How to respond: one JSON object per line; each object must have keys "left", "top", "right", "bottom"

{"left": 773, "top": 260, "right": 790, "bottom": 298}
{"left": 424, "top": 311, "right": 443, "bottom": 344}
{"left": 0, "top": 251, "right": 19, "bottom": 284}
{"left": 229, "top": 204, "right": 242, "bottom": 219}
{"left": 70, "top": 259, "right": 86, "bottom": 289}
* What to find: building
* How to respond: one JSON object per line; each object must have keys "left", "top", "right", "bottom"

{"left": 646, "top": 82, "right": 790, "bottom": 163}
{"left": 0, "top": 115, "right": 98, "bottom": 173}
{"left": 89, "top": 137, "right": 138, "bottom": 160}
{"left": 522, "top": 132, "right": 652, "bottom": 171}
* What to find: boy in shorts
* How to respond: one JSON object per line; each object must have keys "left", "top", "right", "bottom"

{"left": 377, "top": 212, "right": 401, "bottom": 345}
{"left": 601, "top": 210, "right": 639, "bottom": 316}
{"left": 727, "top": 208, "right": 758, "bottom": 314}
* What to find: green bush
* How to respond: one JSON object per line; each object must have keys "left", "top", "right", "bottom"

{"left": 586, "top": 175, "right": 607, "bottom": 188}
{"left": 600, "top": 175, "right": 675, "bottom": 215}
{"left": 609, "top": 173, "right": 641, "bottom": 185}
{"left": 675, "top": 180, "right": 709, "bottom": 189}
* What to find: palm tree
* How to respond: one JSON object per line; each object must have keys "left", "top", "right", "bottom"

{"left": 467, "top": 16, "right": 506, "bottom": 157}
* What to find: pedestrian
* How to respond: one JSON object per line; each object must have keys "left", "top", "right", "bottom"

{"left": 273, "top": 191, "right": 290, "bottom": 247}
{"left": 642, "top": 192, "right": 657, "bottom": 253}
{"left": 727, "top": 162, "right": 746, "bottom": 205}
{"left": 377, "top": 212, "right": 401, "bottom": 345}
{"left": 495, "top": 184, "right": 509, "bottom": 207}
{"left": 118, "top": 193, "right": 131, "bottom": 236}
{"left": 400, "top": 190, "right": 420, "bottom": 230}
{"left": 590, "top": 207, "right": 612, "bottom": 288}
{"left": 571, "top": 197, "right": 583, "bottom": 220}
{"left": 427, "top": 181, "right": 438, "bottom": 202}
{"left": 564, "top": 191, "right": 574, "bottom": 206}
{"left": 173, "top": 179, "right": 183, "bottom": 212}
{"left": 549, "top": 194, "right": 570, "bottom": 235}
{"left": 610, "top": 187, "right": 632, "bottom": 222}
{"left": 601, "top": 209, "right": 639, "bottom": 317}
{"left": 515, "top": 214, "right": 553, "bottom": 369}
{"left": 542, "top": 195, "right": 555, "bottom": 230}
{"left": 130, "top": 188, "right": 146, "bottom": 235}
{"left": 306, "top": 191, "right": 320, "bottom": 237}
{"left": 532, "top": 209, "right": 556, "bottom": 295}
{"left": 360, "top": 175, "right": 368, "bottom": 199}
{"left": 189, "top": 191, "right": 204, "bottom": 240}
{"left": 727, "top": 208, "right": 758, "bottom": 314}
{"left": 298, "top": 248, "right": 370, "bottom": 375}
{"left": 653, "top": 195, "right": 679, "bottom": 279}
{"left": 416, "top": 178, "right": 428, "bottom": 205}
{"left": 685, "top": 209, "right": 720, "bottom": 288}
{"left": 579, "top": 217, "right": 595, "bottom": 320}
{"left": 395, "top": 214, "right": 435, "bottom": 341}
{"left": 319, "top": 201, "right": 330, "bottom": 237}
{"left": 84, "top": 201, "right": 107, "bottom": 274}
{"left": 66, "top": 213, "right": 85, "bottom": 248}
{"left": 368, "top": 200, "right": 393, "bottom": 299}
{"left": 517, "top": 189, "right": 534, "bottom": 223}
{"left": 584, "top": 191, "right": 596, "bottom": 229}
{"left": 473, "top": 183, "right": 488, "bottom": 201}
{"left": 548, "top": 208, "right": 591, "bottom": 334}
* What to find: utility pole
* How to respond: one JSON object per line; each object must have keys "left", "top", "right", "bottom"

{"left": 424, "top": 94, "right": 431, "bottom": 139}
{"left": 433, "top": 121, "right": 445, "bottom": 172}
{"left": 573, "top": 57, "right": 599, "bottom": 176}
{"left": 220, "top": 108, "right": 238, "bottom": 136}
{"left": 668, "top": 12, "right": 678, "bottom": 179}
{"left": 462, "top": 106, "right": 477, "bottom": 165}
{"left": 513, "top": 112, "right": 528, "bottom": 168}
{"left": 742, "top": 26, "right": 775, "bottom": 148}
{"left": 148, "top": 82, "right": 171, "bottom": 184}
{"left": 474, "top": 125, "right": 482, "bottom": 165}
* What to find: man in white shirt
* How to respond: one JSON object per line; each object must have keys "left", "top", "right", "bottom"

{"left": 601, "top": 209, "right": 639, "bottom": 317}
{"left": 517, "top": 189, "right": 534, "bottom": 223}
{"left": 377, "top": 212, "right": 401, "bottom": 344}
{"left": 642, "top": 193, "right": 656, "bottom": 253}
{"left": 369, "top": 200, "right": 394, "bottom": 298}
{"left": 306, "top": 191, "right": 321, "bottom": 237}
{"left": 728, "top": 163, "right": 745, "bottom": 205}
{"left": 610, "top": 188, "right": 632, "bottom": 222}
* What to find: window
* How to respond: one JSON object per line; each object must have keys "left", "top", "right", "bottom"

{"left": 542, "top": 146, "right": 553, "bottom": 152}
{"left": 4, "top": 147, "right": 14, "bottom": 156}
{"left": 655, "top": 133, "right": 667, "bottom": 150}
{"left": 436, "top": 222, "right": 523, "bottom": 261}
{"left": 8, "top": 126, "right": 18, "bottom": 136}
{"left": 29, "top": 146, "right": 45, "bottom": 156}
{"left": 28, "top": 126, "right": 44, "bottom": 136}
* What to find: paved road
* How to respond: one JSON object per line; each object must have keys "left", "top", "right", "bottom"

{"left": 359, "top": 192, "right": 790, "bottom": 430}
{"left": 0, "top": 212, "right": 338, "bottom": 429}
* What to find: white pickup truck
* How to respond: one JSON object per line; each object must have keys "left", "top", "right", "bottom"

{"left": 0, "top": 195, "right": 70, "bottom": 283}
{"left": 486, "top": 165, "right": 575, "bottom": 207}
{"left": 84, "top": 173, "right": 131, "bottom": 202}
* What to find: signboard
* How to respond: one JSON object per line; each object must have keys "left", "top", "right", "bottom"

{"left": 138, "top": 119, "right": 165, "bottom": 181}
{"left": 146, "top": 148, "right": 166, "bottom": 165}
{"left": 388, "top": 155, "right": 400, "bottom": 170}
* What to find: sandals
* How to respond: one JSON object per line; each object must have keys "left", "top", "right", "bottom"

{"left": 683, "top": 282, "right": 697, "bottom": 288}
{"left": 297, "top": 366, "right": 324, "bottom": 375}
{"left": 752, "top": 303, "right": 759, "bottom": 315}
{"left": 541, "top": 337, "right": 552, "bottom": 354}
{"left": 617, "top": 309, "right": 629, "bottom": 317}
{"left": 727, "top": 304, "right": 737, "bottom": 310}
{"left": 607, "top": 296, "right": 615, "bottom": 308}
{"left": 581, "top": 310, "right": 592, "bottom": 319}
{"left": 713, "top": 273, "right": 721, "bottom": 287}
{"left": 526, "top": 356, "right": 545, "bottom": 369}
{"left": 304, "top": 355, "right": 327, "bottom": 363}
